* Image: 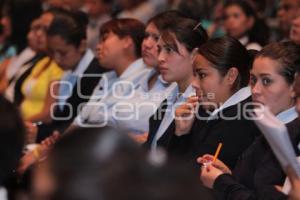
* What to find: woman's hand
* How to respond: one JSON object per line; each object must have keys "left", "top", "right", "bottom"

{"left": 128, "top": 132, "right": 149, "bottom": 144}
{"left": 200, "top": 164, "right": 224, "bottom": 189}
{"left": 24, "top": 121, "right": 38, "bottom": 144}
{"left": 197, "top": 154, "right": 232, "bottom": 175}
{"left": 18, "top": 131, "right": 60, "bottom": 175}
{"left": 174, "top": 96, "right": 198, "bottom": 136}
{"left": 287, "top": 166, "right": 300, "bottom": 200}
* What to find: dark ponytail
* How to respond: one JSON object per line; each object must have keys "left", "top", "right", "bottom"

{"left": 198, "top": 36, "right": 251, "bottom": 90}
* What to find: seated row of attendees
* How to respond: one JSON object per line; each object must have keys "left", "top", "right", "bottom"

{"left": 198, "top": 41, "right": 300, "bottom": 200}
{"left": 2, "top": 7, "right": 300, "bottom": 200}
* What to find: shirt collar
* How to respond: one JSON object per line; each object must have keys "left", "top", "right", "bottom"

{"left": 239, "top": 36, "right": 249, "bottom": 46}
{"left": 276, "top": 106, "right": 298, "bottom": 124}
{"left": 71, "top": 49, "right": 94, "bottom": 76}
{"left": 208, "top": 86, "right": 251, "bottom": 120}
{"left": 139, "top": 68, "right": 169, "bottom": 91}
{"left": 119, "top": 58, "right": 147, "bottom": 80}
{"left": 168, "top": 84, "right": 195, "bottom": 103}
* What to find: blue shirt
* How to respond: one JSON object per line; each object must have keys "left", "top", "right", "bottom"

{"left": 74, "top": 58, "right": 150, "bottom": 126}
{"left": 108, "top": 68, "right": 177, "bottom": 134}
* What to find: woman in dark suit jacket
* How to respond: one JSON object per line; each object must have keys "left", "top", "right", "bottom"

{"left": 198, "top": 41, "right": 300, "bottom": 200}
{"left": 169, "top": 36, "right": 261, "bottom": 169}
{"left": 143, "top": 16, "right": 208, "bottom": 150}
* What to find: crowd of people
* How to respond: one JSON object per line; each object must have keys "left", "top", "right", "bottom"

{"left": 1, "top": 0, "right": 300, "bottom": 199}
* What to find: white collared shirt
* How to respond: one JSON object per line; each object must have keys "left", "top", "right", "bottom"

{"left": 208, "top": 86, "right": 251, "bottom": 121}
{"left": 58, "top": 49, "right": 95, "bottom": 108}
{"left": 239, "top": 36, "right": 262, "bottom": 51}
{"left": 74, "top": 58, "right": 150, "bottom": 126}
{"left": 151, "top": 84, "right": 195, "bottom": 150}
{"left": 276, "top": 106, "right": 298, "bottom": 124}
{"left": 108, "top": 68, "right": 177, "bottom": 133}
{"left": 6, "top": 47, "right": 36, "bottom": 80}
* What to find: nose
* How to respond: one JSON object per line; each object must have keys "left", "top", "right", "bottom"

{"left": 53, "top": 52, "right": 63, "bottom": 66}
{"left": 192, "top": 76, "right": 203, "bottom": 98}
{"left": 158, "top": 51, "right": 165, "bottom": 66}
{"left": 191, "top": 76, "right": 200, "bottom": 90}
{"left": 251, "top": 81, "right": 262, "bottom": 98}
{"left": 96, "top": 42, "right": 103, "bottom": 53}
{"left": 143, "top": 37, "right": 154, "bottom": 49}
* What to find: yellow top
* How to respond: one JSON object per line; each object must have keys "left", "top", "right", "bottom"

{"left": 21, "top": 57, "right": 64, "bottom": 120}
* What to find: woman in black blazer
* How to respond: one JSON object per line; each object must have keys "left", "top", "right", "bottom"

{"left": 169, "top": 36, "right": 260, "bottom": 169}
{"left": 198, "top": 41, "right": 300, "bottom": 200}
{"left": 144, "top": 16, "right": 208, "bottom": 150}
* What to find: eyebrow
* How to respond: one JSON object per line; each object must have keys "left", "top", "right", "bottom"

{"left": 258, "top": 73, "right": 271, "bottom": 77}
{"left": 193, "top": 67, "right": 207, "bottom": 72}
{"left": 250, "top": 72, "right": 271, "bottom": 77}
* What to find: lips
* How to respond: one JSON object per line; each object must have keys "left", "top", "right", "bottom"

{"left": 142, "top": 50, "right": 153, "bottom": 58}
{"left": 252, "top": 99, "right": 264, "bottom": 106}
{"left": 158, "top": 66, "right": 168, "bottom": 74}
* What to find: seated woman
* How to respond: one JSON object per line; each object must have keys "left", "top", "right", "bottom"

{"left": 223, "top": 0, "right": 269, "bottom": 50}
{"left": 105, "top": 11, "right": 184, "bottom": 136}
{"left": 16, "top": 8, "right": 65, "bottom": 123}
{"left": 198, "top": 41, "right": 300, "bottom": 200}
{"left": 171, "top": 36, "right": 260, "bottom": 169}
{"left": 143, "top": 16, "right": 208, "bottom": 150}
{"left": 71, "top": 18, "right": 149, "bottom": 128}
{"left": 4, "top": 18, "right": 47, "bottom": 103}
{"left": 0, "top": 0, "right": 42, "bottom": 92}
{"left": 33, "top": 9, "right": 107, "bottom": 142}
{"left": 5, "top": 8, "right": 65, "bottom": 106}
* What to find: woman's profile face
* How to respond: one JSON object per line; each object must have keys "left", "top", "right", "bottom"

{"left": 250, "top": 57, "right": 295, "bottom": 115}
{"left": 48, "top": 35, "right": 84, "bottom": 71}
{"left": 142, "top": 22, "right": 160, "bottom": 67}
{"left": 192, "top": 54, "right": 234, "bottom": 111}
{"left": 224, "top": 5, "right": 253, "bottom": 39}
{"left": 27, "top": 19, "right": 48, "bottom": 52}
{"left": 157, "top": 34, "right": 193, "bottom": 84}
{"left": 96, "top": 31, "right": 126, "bottom": 69}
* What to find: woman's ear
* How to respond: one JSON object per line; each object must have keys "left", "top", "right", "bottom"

{"left": 122, "top": 36, "right": 133, "bottom": 49}
{"left": 290, "top": 83, "right": 296, "bottom": 98}
{"left": 225, "top": 67, "right": 239, "bottom": 86}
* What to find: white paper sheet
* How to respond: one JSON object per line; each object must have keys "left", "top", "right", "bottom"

{"left": 252, "top": 107, "right": 300, "bottom": 179}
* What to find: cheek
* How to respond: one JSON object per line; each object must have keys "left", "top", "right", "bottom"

{"left": 264, "top": 86, "right": 290, "bottom": 104}
{"left": 199, "top": 79, "right": 212, "bottom": 94}
{"left": 296, "top": 98, "right": 300, "bottom": 114}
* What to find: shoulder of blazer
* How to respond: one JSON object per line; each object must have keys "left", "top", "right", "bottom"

{"left": 59, "top": 59, "right": 103, "bottom": 115}
{"left": 286, "top": 118, "right": 300, "bottom": 153}
{"left": 189, "top": 96, "right": 257, "bottom": 141}
{"left": 144, "top": 99, "right": 168, "bottom": 148}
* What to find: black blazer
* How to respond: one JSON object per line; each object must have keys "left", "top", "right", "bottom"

{"left": 167, "top": 97, "right": 261, "bottom": 169}
{"left": 144, "top": 99, "right": 170, "bottom": 149}
{"left": 144, "top": 99, "right": 209, "bottom": 150}
{"left": 212, "top": 118, "right": 300, "bottom": 200}
{"left": 36, "top": 58, "right": 107, "bottom": 142}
